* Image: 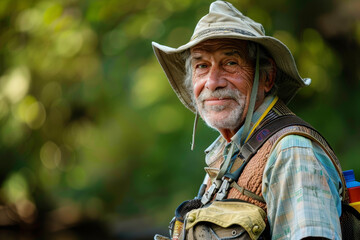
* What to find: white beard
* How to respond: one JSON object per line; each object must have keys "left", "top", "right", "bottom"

{"left": 196, "top": 88, "right": 246, "bottom": 131}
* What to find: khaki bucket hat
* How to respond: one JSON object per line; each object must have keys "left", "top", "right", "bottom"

{"left": 152, "top": 0, "right": 311, "bottom": 113}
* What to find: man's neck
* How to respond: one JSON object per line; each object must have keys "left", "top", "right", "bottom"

{"left": 218, "top": 128, "right": 240, "bottom": 142}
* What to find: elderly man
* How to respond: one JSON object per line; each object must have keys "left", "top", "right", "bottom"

{"left": 152, "top": 1, "right": 347, "bottom": 239}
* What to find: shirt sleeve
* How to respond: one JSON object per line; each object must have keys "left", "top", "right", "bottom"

{"left": 262, "top": 135, "right": 342, "bottom": 240}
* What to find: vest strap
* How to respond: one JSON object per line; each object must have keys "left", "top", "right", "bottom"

{"left": 230, "top": 181, "right": 266, "bottom": 203}
{"left": 228, "top": 114, "right": 346, "bottom": 202}
{"left": 227, "top": 115, "right": 313, "bottom": 183}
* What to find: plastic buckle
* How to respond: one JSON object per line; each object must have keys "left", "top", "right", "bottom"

{"left": 201, "top": 180, "right": 221, "bottom": 205}
{"left": 215, "top": 177, "right": 232, "bottom": 201}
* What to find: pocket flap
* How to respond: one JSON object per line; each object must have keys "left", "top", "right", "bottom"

{"left": 185, "top": 201, "right": 266, "bottom": 240}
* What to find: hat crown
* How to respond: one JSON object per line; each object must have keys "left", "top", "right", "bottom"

{"left": 192, "top": 1, "right": 265, "bottom": 40}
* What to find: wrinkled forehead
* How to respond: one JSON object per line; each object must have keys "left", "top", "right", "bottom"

{"left": 190, "top": 38, "right": 248, "bottom": 54}
{"left": 190, "top": 38, "right": 251, "bottom": 62}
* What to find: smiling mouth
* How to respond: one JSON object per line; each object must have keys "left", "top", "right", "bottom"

{"left": 204, "top": 97, "right": 235, "bottom": 105}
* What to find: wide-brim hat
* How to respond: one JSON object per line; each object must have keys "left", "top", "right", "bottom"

{"left": 152, "top": 0, "right": 311, "bottom": 113}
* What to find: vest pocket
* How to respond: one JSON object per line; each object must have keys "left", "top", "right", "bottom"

{"left": 189, "top": 223, "right": 248, "bottom": 239}
{"left": 183, "top": 201, "right": 266, "bottom": 240}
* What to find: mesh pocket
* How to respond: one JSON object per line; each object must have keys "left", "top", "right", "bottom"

{"left": 340, "top": 203, "right": 360, "bottom": 239}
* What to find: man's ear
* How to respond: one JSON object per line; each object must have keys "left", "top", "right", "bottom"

{"left": 264, "top": 58, "right": 276, "bottom": 93}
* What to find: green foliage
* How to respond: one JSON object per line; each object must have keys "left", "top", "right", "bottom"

{"left": 0, "top": 0, "right": 358, "bottom": 237}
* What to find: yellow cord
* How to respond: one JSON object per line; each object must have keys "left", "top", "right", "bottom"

{"left": 244, "top": 96, "right": 279, "bottom": 143}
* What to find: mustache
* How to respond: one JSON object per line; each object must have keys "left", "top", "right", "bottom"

{"left": 197, "top": 88, "right": 244, "bottom": 103}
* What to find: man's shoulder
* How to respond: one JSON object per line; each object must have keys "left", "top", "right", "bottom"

{"left": 267, "top": 133, "right": 337, "bottom": 173}
{"left": 273, "top": 134, "right": 313, "bottom": 152}
{"left": 266, "top": 133, "right": 321, "bottom": 167}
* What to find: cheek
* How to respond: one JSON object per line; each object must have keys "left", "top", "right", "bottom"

{"left": 231, "top": 70, "right": 254, "bottom": 95}
{"left": 192, "top": 77, "right": 204, "bottom": 98}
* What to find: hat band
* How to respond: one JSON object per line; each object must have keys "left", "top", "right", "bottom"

{"left": 191, "top": 27, "right": 256, "bottom": 41}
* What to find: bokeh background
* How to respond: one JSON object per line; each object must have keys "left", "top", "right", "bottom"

{"left": 0, "top": 0, "right": 359, "bottom": 239}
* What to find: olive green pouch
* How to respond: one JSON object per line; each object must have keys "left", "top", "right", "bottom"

{"left": 183, "top": 201, "right": 267, "bottom": 240}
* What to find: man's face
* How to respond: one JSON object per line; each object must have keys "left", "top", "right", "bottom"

{"left": 190, "top": 39, "right": 254, "bottom": 132}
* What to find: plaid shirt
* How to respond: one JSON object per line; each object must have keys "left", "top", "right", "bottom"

{"left": 206, "top": 95, "right": 342, "bottom": 239}
{"left": 263, "top": 134, "right": 342, "bottom": 239}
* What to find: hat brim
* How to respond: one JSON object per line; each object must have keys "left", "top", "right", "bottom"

{"left": 152, "top": 30, "right": 310, "bottom": 113}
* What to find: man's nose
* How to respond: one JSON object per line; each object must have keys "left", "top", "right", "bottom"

{"left": 204, "top": 66, "right": 227, "bottom": 91}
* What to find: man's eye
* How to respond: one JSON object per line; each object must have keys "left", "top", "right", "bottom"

{"left": 197, "top": 64, "right": 208, "bottom": 69}
{"left": 226, "top": 61, "right": 237, "bottom": 66}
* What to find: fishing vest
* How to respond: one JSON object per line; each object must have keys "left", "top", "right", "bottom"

{"left": 155, "top": 99, "right": 360, "bottom": 240}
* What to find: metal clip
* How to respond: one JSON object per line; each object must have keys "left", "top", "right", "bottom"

{"left": 168, "top": 216, "right": 176, "bottom": 237}
{"left": 215, "top": 177, "right": 232, "bottom": 201}
{"left": 201, "top": 180, "right": 220, "bottom": 205}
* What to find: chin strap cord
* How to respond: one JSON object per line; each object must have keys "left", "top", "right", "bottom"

{"left": 240, "top": 44, "right": 260, "bottom": 145}
{"left": 191, "top": 111, "right": 199, "bottom": 151}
